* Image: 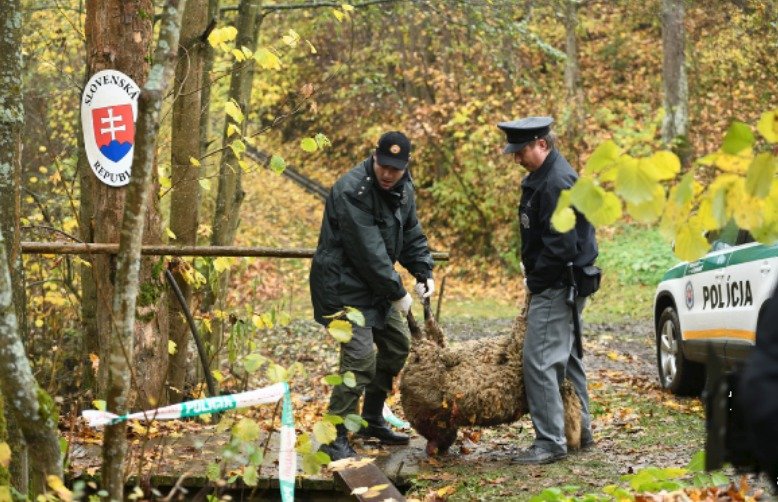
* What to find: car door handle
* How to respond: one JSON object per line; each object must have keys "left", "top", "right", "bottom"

{"left": 761, "top": 264, "right": 772, "bottom": 275}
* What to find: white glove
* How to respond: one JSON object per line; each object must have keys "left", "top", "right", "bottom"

{"left": 392, "top": 292, "right": 413, "bottom": 316}
{"left": 414, "top": 278, "right": 435, "bottom": 299}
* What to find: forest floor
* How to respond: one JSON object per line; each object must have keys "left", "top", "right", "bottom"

{"left": 66, "top": 309, "right": 774, "bottom": 500}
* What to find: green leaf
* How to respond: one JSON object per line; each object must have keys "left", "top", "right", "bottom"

{"left": 710, "top": 472, "right": 730, "bottom": 486}
{"left": 322, "top": 414, "right": 344, "bottom": 425}
{"left": 322, "top": 374, "right": 343, "bottom": 386}
{"left": 269, "top": 155, "right": 286, "bottom": 174}
{"left": 314, "top": 133, "right": 332, "bottom": 149}
{"left": 229, "top": 139, "right": 246, "bottom": 158}
{"left": 300, "top": 137, "right": 318, "bottom": 153}
{"left": 345, "top": 307, "right": 365, "bottom": 327}
{"left": 224, "top": 100, "right": 244, "bottom": 124}
{"left": 672, "top": 172, "right": 695, "bottom": 205}
{"left": 327, "top": 319, "right": 353, "bottom": 343}
{"left": 206, "top": 462, "right": 221, "bottom": 481}
{"left": 266, "top": 363, "right": 287, "bottom": 382}
{"left": 344, "top": 413, "right": 367, "bottom": 432}
{"left": 586, "top": 191, "right": 622, "bottom": 227}
{"left": 721, "top": 121, "right": 755, "bottom": 155}
{"left": 342, "top": 371, "right": 357, "bottom": 388}
{"left": 242, "top": 466, "right": 258, "bottom": 487}
{"left": 302, "top": 451, "right": 325, "bottom": 474}
{"left": 585, "top": 140, "right": 621, "bottom": 173}
{"left": 232, "top": 418, "right": 261, "bottom": 442}
{"left": 686, "top": 450, "right": 705, "bottom": 472}
{"left": 550, "top": 190, "right": 575, "bottom": 233}
{"left": 757, "top": 109, "right": 778, "bottom": 143}
{"left": 243, "top": 353, "right": 267, "bottom": 373}
{"left": 615, "top": 157, "right": 659, "bottom": 204}
{"left": 296, "top": 432, "right": 313, "bottom": 454}
{"left": 648, "top": 150, "right": 681, "bottom": 180}
{"left": 568, "top": 178, "right": 604, "bottom": 216}
{"left": 313, "top": 421, "right": 337, "bottom": 444}
{"left": 745, "top": 152, "right": 776, "bottom": 198}
{"left": 198, "top": 178, "right": 211, "bottom": 191}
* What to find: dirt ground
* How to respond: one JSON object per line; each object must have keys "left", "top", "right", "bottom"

{"left": 66, "top": 314, "right": 775, "bottom": 500}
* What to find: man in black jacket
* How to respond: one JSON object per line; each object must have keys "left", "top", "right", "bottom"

{"left": 309, "top": 131, "right": 434, "bottom": 461}
{"left": 498, "top": 117, "right": 598, "bottom": 464}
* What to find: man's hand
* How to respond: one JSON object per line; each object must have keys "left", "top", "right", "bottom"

{"left": 392, "top": 292, "right": 413, "bottom": 316}
{"left": 414, "top": 278, "right": 435, "bottom": 300}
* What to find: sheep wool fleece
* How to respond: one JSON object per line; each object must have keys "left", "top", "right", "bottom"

{"left": 524, "top": 287, "right": 591, "bottom": 455}
{"left": 328, "top": 308, "right": 411, "bottom": 417}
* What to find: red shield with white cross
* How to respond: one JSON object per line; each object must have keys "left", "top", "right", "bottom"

{"left": 92, "top": 104, "right": 135, "bottom": 162}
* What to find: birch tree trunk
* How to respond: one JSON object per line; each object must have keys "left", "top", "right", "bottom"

{"left": 101, "top": 2, "right": 187, "bottom": 498}
{"left": 563, "top": 0, "right": 585, "bottom": 167}
{"left": 168, "top": 0, "right": 208, "bottom": 403}
{"left": 660, "top": 0, "right": 690, "bottom": 163}
{"left": 0, "top": 5, "right": 63, "bottom": 492}
{"left": 84, "top": 0, "right": 169, "bottom": 409}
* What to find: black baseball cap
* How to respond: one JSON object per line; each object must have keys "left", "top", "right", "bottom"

{"left": 375, "top": 131, "right": 411, "bottom": 170}
{"left": 497, "top": 116, "right": 554, "bottom": 154}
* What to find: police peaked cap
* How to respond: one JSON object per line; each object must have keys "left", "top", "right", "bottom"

{"left": 497, "top": 116, "right": 554, "bottom": 154}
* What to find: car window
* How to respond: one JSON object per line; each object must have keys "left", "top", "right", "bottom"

{"left": 736, "top": 229, "right": 754, "bottom": 245}
{"left": 707, "top": 221, "right": 739, "bottom": 249}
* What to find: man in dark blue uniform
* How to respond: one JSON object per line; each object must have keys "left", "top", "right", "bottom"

{"left": 498, "top": 117, "right": 599, "bottom": 464}
{"left": 309, "top": 131, "right": 435, "bottom": 461}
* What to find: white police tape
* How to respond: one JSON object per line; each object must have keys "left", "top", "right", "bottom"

{"left": 81, "top": 382, "right": 296, "bottom": 502}
{"left": 382, "top": 403, "right": 411, "bottom": 430}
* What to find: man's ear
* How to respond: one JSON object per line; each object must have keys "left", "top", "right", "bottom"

{"left": 537, "top": 138, "right": 549, "bottom": 151}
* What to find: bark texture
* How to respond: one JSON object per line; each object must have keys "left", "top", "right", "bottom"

{"left": 84, "top": 0, "right": 169, "bottom": 408}
{"left": 0, "top": 2, "right": 63, "bottom": 495}
{"left": 660, "top": 0, "right": 689, "bottom": 159}
{"left": 100, "top": 2, "right": 187, "bottom": 499}
{"left": 563, "top": 0, "right": 585, "bottom": 166}
{"left": 168, "top": 0, "right": 208, "bottom": 403}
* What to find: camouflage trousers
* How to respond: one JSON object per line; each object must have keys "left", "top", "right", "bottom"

{"left": 327, "top": 308, "right": 410, "bottom": 417}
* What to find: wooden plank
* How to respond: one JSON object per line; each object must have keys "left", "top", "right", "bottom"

{"left": 330, "top": 458, "right": 406, "bottom": 501}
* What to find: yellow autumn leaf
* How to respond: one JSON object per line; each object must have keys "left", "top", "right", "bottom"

{"left": 224, "top": 100, "right": 244, "bottom": 124}
{"left": 674, "top": 220, "right": 710, "bottom": 262}
{"left": 189, "top": 156, "right": 201, "bottom": 167}
{"left": 47, "top": 475, "right": 72, "bottom": 502}
{"left": 0, "top": 442, "right": 10, "bottom": 468}
{"left": 255, "top": 47, "right": 281, "bottom": 70}
{"left": 231, "top": 48, "right": 246, "bottom": 62}
{"left": 0, "top": 486, "right": 10, "bottom": 502}
{"left": 166, "top": 227, "right": 177, "bottom": 240}
{"left": 757, "top": 109, "right": 778, "bottom": 143}
{"left": 550, "top": 189, "right": 575, "bottom": 233}
{"left": 626, "top": 183, "right": 665, "bottom": 223}
{"left": 327, "top": 319, "right": 353, "bottom": 343}
{"left": 168, "top": 340, "right": 177, "bottom": 355}
{"left": 213, "top": 256, "right": 232, "bottom": 273}
{"left": 647, "top": 150, "right": 681, "bottom": 180}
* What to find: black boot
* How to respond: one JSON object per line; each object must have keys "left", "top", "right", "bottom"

{"left": 319, "top": 424, "right": 356, "bottom": 461}
{"left": 356, "top": 390, "right": 410, "bottom": 445}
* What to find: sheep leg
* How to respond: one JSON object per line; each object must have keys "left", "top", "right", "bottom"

{"left": 561, "top": 381, "right": 582, "bottom": 449}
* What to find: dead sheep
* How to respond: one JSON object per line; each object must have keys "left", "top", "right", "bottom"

{"left": 400, "top": 298, "right": 582, "bottom": 456}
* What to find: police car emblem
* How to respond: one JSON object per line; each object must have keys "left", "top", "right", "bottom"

{"left": 81, "top": 70, "right": 139, "bottom": 187}
{"left": 685, "top": 281, "right": 694, "bottom": 310}
{"left": 520, "top": 212, "right": 530, "bottom": 229}
{"left": 390, "top": 144, "right": 401, "bottom": 154}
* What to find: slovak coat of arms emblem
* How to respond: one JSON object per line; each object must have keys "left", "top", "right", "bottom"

{"left": 81, "top": 70, "right": 140, "bottom": 187}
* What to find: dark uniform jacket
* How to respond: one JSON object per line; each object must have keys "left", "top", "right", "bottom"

{"left": 310, "top": 157, "right": 434, "bottom": 328}
{"left": 739, "top": 285, "right": 778, "bottom": 484}
{"left": 519, "top": 149, "right": 598, "bottom": 294}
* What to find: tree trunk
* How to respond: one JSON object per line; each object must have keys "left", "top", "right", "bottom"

{"left": 84, "top": 0, "right": 169, "bottom": 409}
{"left": 660, "top": 0, "right": 690, "bottom": 164}
{"left": 101, "top": 2, "right": 187, "bottom": 499}
{"left": 563, "top": 0, "right": 585, "bottom": 168}
{"left": 204, "top": 0, "right": 261, "bottom": 322}
{"left": 168, "top": 0, "right": 208, "bottom": 403}
{"left": 0, "top": 2, "right": 62, "bottom": 495}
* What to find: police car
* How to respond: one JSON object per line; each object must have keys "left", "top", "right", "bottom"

{"left": 653, "top": 226, "right": 778, "bottom": 396}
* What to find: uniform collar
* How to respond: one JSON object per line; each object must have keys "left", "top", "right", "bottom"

{"left": 521, "top": 149, "right": 558, "bottom": 189}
